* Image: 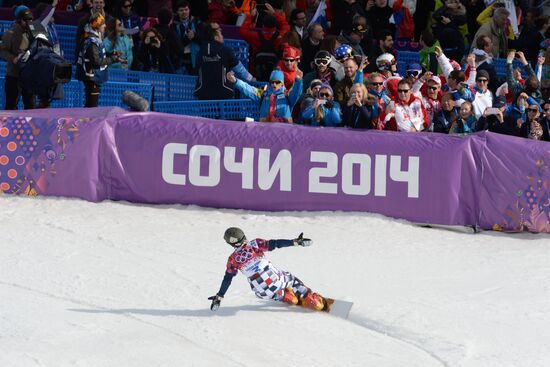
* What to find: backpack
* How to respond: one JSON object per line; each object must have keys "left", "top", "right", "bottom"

{"left": 254, "top": 30, "right": 279, "bottom": 81}
{"left": 17, "top": 21, "right": 72, "bottom": 99}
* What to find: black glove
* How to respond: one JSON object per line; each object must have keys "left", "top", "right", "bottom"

{"left": 294, "top": 232, "right": 313, "bottom": 247}
{"left": 208, "top": 295, "right": 223, "bottom": 311}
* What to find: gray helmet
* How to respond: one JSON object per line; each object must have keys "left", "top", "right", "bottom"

{"left": 224, "top": 227, "right": 246, "bottom": 246}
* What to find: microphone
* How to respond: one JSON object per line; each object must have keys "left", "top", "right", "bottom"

{"left": 122, "top": 90, "right": 149, "bottom": 112}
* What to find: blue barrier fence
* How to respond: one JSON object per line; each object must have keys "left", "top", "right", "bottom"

{"left": 0, "top": 20, "right": 249, "bottom": 67}
{"left": 0, "top": 77, "right": 153, "bottom": 110}
{"left": 155, "top": 99, "right": 260, "bottom": 120}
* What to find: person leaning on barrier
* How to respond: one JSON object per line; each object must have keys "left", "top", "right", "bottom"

{"left": 341, "top": 83, "right": 379, "bottom": 129}
{"left": 0, "top": 6, "right": 37, "bottom": 110}
{"left": 76, "top": 13, "right": 121, "bottom": 107}
{"left": 227, "top": 68, "right": 303, "bottom": 123}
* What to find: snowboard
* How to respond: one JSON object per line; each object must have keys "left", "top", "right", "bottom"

{"left": 323, "top": 298, "right": 353, "bottom": 319}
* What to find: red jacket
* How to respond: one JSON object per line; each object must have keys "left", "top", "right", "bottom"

{"left": 239, "top": 12, "right": 290, "bottom": 54}
{"left": 208, "top": 2, "right": 238, "bottom": 24}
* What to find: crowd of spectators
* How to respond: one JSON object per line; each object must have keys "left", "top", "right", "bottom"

{"left": 1, "top": 0, "right": 550, "bottom": 141}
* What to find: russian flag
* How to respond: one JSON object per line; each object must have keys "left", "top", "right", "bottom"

{"left": 308, "top": 0, "right": 329, "bottom": 31}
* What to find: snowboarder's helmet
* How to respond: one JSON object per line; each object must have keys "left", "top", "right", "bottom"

{"left": 334, "top": 44, "right": 353, "bottom": 62}
{"left": 224, "top": 227, "right": 246, "bottom": 246}
{"left": 376, "top": 53, "right": 395, "bottom": 70}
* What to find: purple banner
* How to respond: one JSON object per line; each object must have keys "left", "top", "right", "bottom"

{"left": 1, "top": 108, "right": 548, "bottom": 233}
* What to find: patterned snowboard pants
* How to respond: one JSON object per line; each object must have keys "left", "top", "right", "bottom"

{"left": 247, "top": 266, "right": 310, "bottom": 301}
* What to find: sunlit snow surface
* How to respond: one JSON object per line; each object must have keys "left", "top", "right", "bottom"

{"left": 1, "top": 195, "right": 549, "bottom": 367}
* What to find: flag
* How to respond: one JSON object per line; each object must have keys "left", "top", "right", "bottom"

{"left": 308, "top": 0, "right": 329, "bottom": 30}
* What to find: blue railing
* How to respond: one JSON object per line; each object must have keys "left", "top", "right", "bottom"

{"left": 155, "top": 99, "right": 260, "bottom": 120}
{"left": 0, "top": 77, "right": 153, "bottom": 110}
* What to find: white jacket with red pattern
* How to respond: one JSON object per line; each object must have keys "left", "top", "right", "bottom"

{"left": 383, "top": 94, "right": 429, "bottom": 132}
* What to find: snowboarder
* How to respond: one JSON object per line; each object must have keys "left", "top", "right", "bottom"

{"left": 209, "top": 227, "right": 330, "bottom": 312}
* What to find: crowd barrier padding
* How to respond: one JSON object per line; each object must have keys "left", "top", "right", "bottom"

{"left": 0, "top": 107, "right": 548, "bottom": 233}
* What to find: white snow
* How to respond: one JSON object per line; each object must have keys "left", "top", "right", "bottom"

{"left": 1, "top": 195, "right": 549, "bottom": 367}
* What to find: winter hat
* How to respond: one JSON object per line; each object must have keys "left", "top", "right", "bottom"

{"left": 14, "top": 5, "right": 33, "bottom": 21}
{"left": 90, "top": 13, "right": 105, "bottom": 30}
{"left": 319, "top": 82, "right": 333, "bottom": 95}
{"left": 282, "top": 44, "right": 301, "bottom": 59}
{"left": 269, "top": 69, "right": 285, "bottom": 83}
{"left": 428, "top": 75, "right": 442, "bottom": 85}
{"left": 309, "top": 79, "right": 323, "bottom": 89}
{"left": 476, "top": 70, "right": 490, "bottom": 80}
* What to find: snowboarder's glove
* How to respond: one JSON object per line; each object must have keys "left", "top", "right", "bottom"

{"left": 294, "top": 233, "right": 313, "bottom": 247}
{"left": 208, "top": 295, "right": 223, "bottom": 311}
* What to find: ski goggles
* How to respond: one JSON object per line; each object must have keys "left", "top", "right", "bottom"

{"left": 406, "top": 69, "right": 421, "bottom": 77}
{"left": 314, "top": 58, "right": 330, "bottom": 66}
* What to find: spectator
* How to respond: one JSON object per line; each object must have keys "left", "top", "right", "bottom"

{"left": 366, "top": 72, "right": 392, "bottom": 117}
{"left": 449, "top": 101, "right": 476, "bottom": 134}
{"left": 365, "top": 0, "right": 395, "bottom": 37}
{"left": 300, "top": 23, "right": 324, "bottom": 74}
{"left": 367, "top": 29, "right": 394, "bottom": 72}
{"left": 471, "top": 36, "right": 500, "bottom": 93}
{"left": 431, "top": 0, "right": 466, "bottom": 63}
{"left": 227, "top": 68, "right": 304, "bottom": 123}
{"left": 502, "top": 92, "right": 531, "bottom": 136}
{"left": 476, "top": 98, "right": 506, "bottom": 132}
{"left": 412, "top": 73, "right": 443, "bottom": 128}
{"left": 413, "top": 0, "right": 435, "bottom": 41}
{"left": 332, "top": 0, "right": 366, "bottom": 35}
{"left": 303, "top": 50, "right": 337, "bottom": 92}
{"left": 276, "top": 44, "right": 302, "bottom": 90}
{"left": 35, "top": 0, "right": 62, "bottom": 57}
{"left": 289, "top": 8, "right": 307, "bottom": 40}
{"left": 75, "top": 0, "right": 113, "bottom": 62}
{"left": 519, "top": 15, "right": 550, "bottom": 68}
{"left": 194, "top": 23, "right": 240, "bottom": 100}
{"left": 375, "top": 53, "right": 398, "bottom": 78}
{"left": 172, "top": 0, "right": 201, "bottom": 74}
{"left": 383, "top": 79, "right": 429, "bottom": 132}
{"left": 113, "top": 0, "right": 142, "bottom": 69}
{"left": 341, "top": 83, "right": 379, "bottom": 129}
{"left": 519, "top": 103, "right": 550, "bottom": 141}
{"left": 470, "top": 70, "right": 494, "bottom": 119}
{"left": 103, "top": 17, "right": 133, "bottom": 69}
{"left": 0, "top": 6, "right": 36, "bottom": 110}
{"left": 337, "top": 15, "right": 367, "bottom": 58}
{"left": 155, "top": 7, "right": 185, "bottom": 73}
{"left": 538, "top": 99, "right": 550, "bottom": 137}
{"left": 208, "top": 0, "right": 238, "bottom": 25}
{"left": 302, "top": 83, "right": 342, "bottom": 126}
{"left": 75, "top": 13, "right": 119, "bottom": 107}
{"left": 433, "top": 92, "right": 460, "bottom": 134}
{"left": 137, "top": 27, "right": 174, "bottom": 73}
{"left": 297, "top": 78, "right": 323, "bottom": 125}
{"left": 506, "top": 51, "right": 542, "bottom": 104}
{"left": 334, "top": 57, "right": 366, "bottom": 105}
{"left": 471, "top": 7, "right": 510, "bottom": 58}
{"left": 419, "top": 30, "right": 441, "bottom": 75}
{"left": 239, "top": 4, "right": 290, "bottom": 81}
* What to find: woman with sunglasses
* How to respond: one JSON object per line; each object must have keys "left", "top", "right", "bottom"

{"left": 301, "top": 83, "right": 342, "bottom": 127}
{"left": 228, "top": 68, "right": 303, "bottom": 123}
{"left": 519, "top": 105, "right": 550, "bottom": 141}
{"left": 383, "top": 79, "right": 429, "bottom": 132}
{"left": 303, "top": 50, "right": 337, "bottom": 94}
{"left": 341, "top": 83, "right": 379, "bottom": 129}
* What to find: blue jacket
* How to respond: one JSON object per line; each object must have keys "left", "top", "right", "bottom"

{"left": 302, "top": 100, "right": 342, "bottom": 127}
{"left": 103, "top": 34, "right": 133, "bottom": 69}
{"left": 235, "top": 78, "right": 303, "bottom": 122}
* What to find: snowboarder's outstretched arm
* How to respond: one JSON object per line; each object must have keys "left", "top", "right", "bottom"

{"left": 268, "top": 233, "right": 313, "bottom": 250}
{"left": 209, "top": 271, "right": 236, "bottom": 311}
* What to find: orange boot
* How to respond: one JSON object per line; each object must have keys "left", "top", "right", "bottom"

{"left": 280, "top": 288, "right": 299, "bottom": 305}
{"left": 299, "top": 292, "right": 327, "bottom": 311}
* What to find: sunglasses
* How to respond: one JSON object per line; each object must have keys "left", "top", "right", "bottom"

{"left": 314, "top": 58, "right": 330, "bottom": 66}
{"left": 476, "top": 78, "right": 488, "bottom": 83}
{"left": 319, "top": 93, "right": 331, "bottom": 97}
{"left": 369, "top": 82, "right": 383, "bottom": 86}
{"left": 527, "top": 108, "right": 539, "bottom": 112}
{"left": 427, "top": 86, "right": 439, "bottom": 91}
{"left": 284, "top": 58, "right": 296, "bottom": 63}
{"left": 270, "top": 80, "right": 282, "bottom": 85}
{"left": 407, "top": 70, "right": 420, "bottom": 77}
{"left": 398, "top": 89, "right": 410, "bottom": 93}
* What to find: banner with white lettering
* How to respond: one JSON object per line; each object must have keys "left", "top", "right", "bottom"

{"left": 1, "top": 108, "right": 548, "bottom": 232}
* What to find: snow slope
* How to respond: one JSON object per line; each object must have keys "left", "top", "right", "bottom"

{"left": 1, "top": 195, "right": 549, "bottom": 367}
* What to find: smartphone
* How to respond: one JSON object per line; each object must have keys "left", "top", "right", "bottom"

{"left": 485, "top": 107, "right": 501, "bottom": 115}
{"left": 318, "top": 99, "right": 327, "bottom": 105}
{"left": 351, "top": 92, "right": 357, "bottom": 98}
